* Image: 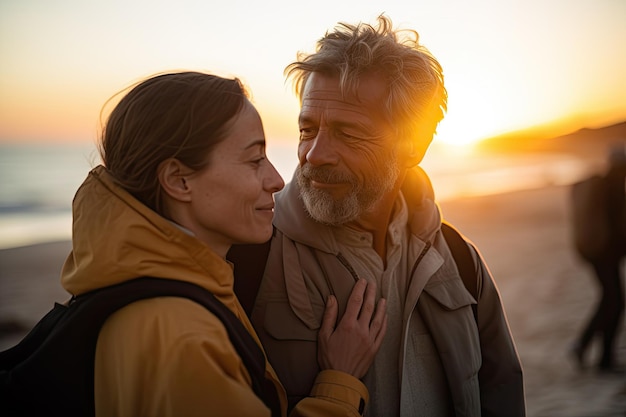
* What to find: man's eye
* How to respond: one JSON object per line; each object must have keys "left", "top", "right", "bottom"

{"left": 299, "top": 127, "right": 317, "bottom": 140}
{"left": 337, "top": 131, "right": 358, "bottom": 141}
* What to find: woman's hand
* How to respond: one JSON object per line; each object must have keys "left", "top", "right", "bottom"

{"left": 317, "top": 279, "right": 387, "bottom": 378}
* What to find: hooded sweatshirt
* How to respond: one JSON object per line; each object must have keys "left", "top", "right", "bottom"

{"left": 250, "top": 167, "right": 525, "bottom": 416}
{"left": 60, "top": 165, "right": 369, "bottom": 417}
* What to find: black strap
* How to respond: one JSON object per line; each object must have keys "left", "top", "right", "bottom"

{"left": 228, "top": 240, "right": 271, "bottom": 316}
{"left": 441, "top": 222, "right": 479, "bottom": 320}
{"left": 0, "top": 278, "right": 281, "bottom": 417}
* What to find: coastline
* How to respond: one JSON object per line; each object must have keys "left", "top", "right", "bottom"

{"left": 0, "top": 184, "right": 624, "bottom": 415}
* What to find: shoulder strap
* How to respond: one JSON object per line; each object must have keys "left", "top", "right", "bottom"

{"left": 228, "top": 239, "right": 272, "bottom": 316}
{"left": 0, "top": 278, "right": 280, "bottom": 417}
{"left": 441, "top": 222, "right": 479, "bottom": 320}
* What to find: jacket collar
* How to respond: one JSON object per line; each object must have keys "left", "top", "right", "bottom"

{"left": 273, "top": 166, "right": 442, "bottom": 252}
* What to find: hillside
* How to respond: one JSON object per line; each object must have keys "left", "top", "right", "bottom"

{"left": 476, "top": 121, "right": 626, "bottom": 160}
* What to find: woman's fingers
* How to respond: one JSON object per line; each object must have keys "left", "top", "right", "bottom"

{"left": 341, "top": 279, "right": 367, "bottom": 323}
{"left": 316, "top": 279, "right": 388, "bottom": 378}
{"left": 357, "top": 278, "right": 377, "bottom": 325}
{"left": 318, "top": 295, "right": 338, "bottom": 342}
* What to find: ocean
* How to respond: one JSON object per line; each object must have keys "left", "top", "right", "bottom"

{"left": 0, "top": 141, "right": 595, "bottom": 250}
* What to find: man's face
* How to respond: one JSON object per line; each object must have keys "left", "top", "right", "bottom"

{"left": 295, "top": 72, "right": 403, "bottom": 225}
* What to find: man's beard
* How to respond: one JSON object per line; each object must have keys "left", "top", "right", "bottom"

{"left": 296, "top": 157, "right": 399, "bottom": 226}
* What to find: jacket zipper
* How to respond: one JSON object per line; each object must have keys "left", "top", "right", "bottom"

{"left": 336, "top": 252, "right": 360, "bottom": 282}
{"left": 409, "top": 240, "right": 432, "bottom": 282}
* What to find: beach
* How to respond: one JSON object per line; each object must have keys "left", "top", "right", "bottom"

{"left": 440, "top": 185, "right": 626, "bottom": 416}
{"left": 1, "top": 184, "right": 625, "bottom": 416}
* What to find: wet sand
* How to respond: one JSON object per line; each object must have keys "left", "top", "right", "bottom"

{"left": 1, "top": 185, "right": 624, "bottom": 416}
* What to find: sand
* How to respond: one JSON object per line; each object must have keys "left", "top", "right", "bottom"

{"left": 440, "top": 185, "right": 625, "bottom": 417}
{"left": 1, "top": 185, "right": 624, "bottom": 416}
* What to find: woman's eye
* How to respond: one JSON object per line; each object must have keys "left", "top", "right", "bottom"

{"left": 249, "top": 156, "right": 265, "bottom": 165}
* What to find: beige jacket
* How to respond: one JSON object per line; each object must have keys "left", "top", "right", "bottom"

{"left": 250, "top": 167, "right": 525, "bottom": 416}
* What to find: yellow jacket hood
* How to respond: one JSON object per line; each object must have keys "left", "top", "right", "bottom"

{"left": 61, "top": 165, "right": 235, "bottom": 303}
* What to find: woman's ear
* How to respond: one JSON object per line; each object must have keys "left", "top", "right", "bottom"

{"left": 157, "top": 158, "right": 192, "bottom": 202}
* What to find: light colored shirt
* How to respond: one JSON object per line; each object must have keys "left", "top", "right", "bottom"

{"left": 334, "top": 193, "right": 452, "bottom": 417}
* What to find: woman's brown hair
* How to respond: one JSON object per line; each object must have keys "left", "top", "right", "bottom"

{"left": 99, "top": 71, "right": 248, "bottom": 214}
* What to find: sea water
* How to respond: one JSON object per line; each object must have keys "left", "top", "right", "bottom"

{"left": 0, "top": 141, "right": 595, "bottom": 249}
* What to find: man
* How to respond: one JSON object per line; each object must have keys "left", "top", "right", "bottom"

{"left": 229, "top": 15, "right": 525, "bottom": 416}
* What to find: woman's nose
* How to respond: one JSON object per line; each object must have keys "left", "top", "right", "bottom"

{"left": 265, "top": 161, "right": 284, "bottom": 192}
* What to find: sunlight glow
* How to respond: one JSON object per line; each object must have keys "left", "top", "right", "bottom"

{"left": 0, "top": 1, "right": 624, "bottom": 144}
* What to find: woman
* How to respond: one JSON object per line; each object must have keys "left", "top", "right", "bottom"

{"left": 61, "top": 71, "right": 387, "bottom": 416}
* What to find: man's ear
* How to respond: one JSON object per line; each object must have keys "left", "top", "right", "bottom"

{"left": 158, "top": 158, "right": 192, "bottom": 202}
{"left": 401, "top": 137, "right": 432, "bottom": 168}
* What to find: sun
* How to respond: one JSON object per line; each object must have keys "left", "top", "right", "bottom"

{"left": 434, "top": 121, "right": 486, "bottom": 148}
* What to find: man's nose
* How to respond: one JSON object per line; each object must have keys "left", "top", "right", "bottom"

{"left": 302, "top": 130, "right": 339, "bottom": 166}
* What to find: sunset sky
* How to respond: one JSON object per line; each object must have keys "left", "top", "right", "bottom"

{"left": 1, "top": 0, "right": 625, "bottom": 147}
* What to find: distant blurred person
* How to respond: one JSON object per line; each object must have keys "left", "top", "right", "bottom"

{"left": 228, "top": 15, "right": 525, "bottom": 417}
{"left": 571, "top": 144, "right": 626, "bottom": 372}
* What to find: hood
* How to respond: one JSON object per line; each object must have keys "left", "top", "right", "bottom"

{"left": 273, "top": 166, "right": 442, "bottom": 252}
{"left": 61, "top": 166, "right": 235, "bottom": 302}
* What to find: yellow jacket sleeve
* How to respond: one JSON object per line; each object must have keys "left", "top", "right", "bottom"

{"left": 290, "top": 370, "right": 368, "bottom": 417}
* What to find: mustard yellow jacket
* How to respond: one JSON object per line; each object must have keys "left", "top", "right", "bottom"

{"left": 60, "top": 166, "right": 369, "bottom": 417}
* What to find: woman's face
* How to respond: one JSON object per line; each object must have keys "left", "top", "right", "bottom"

{"left": 184, "top": 99, "right": 284, "bottom": 256}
